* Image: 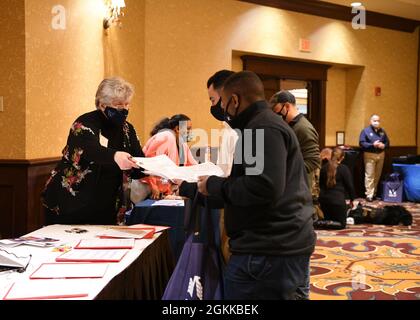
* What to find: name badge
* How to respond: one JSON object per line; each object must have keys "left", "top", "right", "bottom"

{"left": 100, "top": 134, "right": 108, "bottom": 147}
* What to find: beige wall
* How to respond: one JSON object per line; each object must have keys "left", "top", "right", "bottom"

{"left": 0, "top": 0, "right": 26, "bottom": 159}
{"left": 0, "top": 0, "right": 418, "bottom": 159}
{"left": 104, "top": 0, "right": 146, "bottom": 144}
{"left": 326, "top": 67, "right": 347, "bottom": 146}
{"left": 25, "top": 0, "right": 105, "bottom": 159}
{"left": 418, "top": 38, "right": 420, "bottom": 154}
{"left": 144, "top": 0, "right": 418, "bottom": 147}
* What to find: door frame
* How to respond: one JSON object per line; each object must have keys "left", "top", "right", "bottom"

{"left": 241, "top": 55, "right": 331, "bottom": 148}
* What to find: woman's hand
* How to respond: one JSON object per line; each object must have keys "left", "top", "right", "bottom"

{"left": 150, "top": 186, "right": 161, "bottom": 200}
{"left": 114, "top": 151, "right": 140, "bottom": 170}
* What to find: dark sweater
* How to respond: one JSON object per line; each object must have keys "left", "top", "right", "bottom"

{"left": 359, "top": 125, "right": 390, "bottom": 153}
{"left": 206, "top": 101, "right": 316, "bottom": 256}
{"left": 319, "top": 162, "right": 356, "bottom": 204}
{"left": 42, "top": 110, "right": 145, "bottom": 224}
{"left": 289, "top": 113, "right": 320, "bottom": 174}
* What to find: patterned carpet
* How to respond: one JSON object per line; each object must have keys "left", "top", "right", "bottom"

{"left": 310, "top": 199, "right": 420, "bottom": 300}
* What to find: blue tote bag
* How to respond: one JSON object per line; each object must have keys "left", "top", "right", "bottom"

{"left": 162, "top": 193, "right": 224, "bottom": 300}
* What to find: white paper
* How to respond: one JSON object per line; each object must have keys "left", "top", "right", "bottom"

{"left": 152, "top": 200, "right": 185, "bottom": 207}
{"left": 30, "top": 263, "right": 109, "bottom": 279}
{"left": 133, "top": 155, "right": 224, "bottom": 182}
{"left": 0, "top": 240, "right": 21, "bottom": 248}
{"left": 76, "top": 239, "right": 135, "bottom": 249}
{"left": 96, "top": 229, "right": 152, "bottom": 240}
{"left": 175, "top": 162, "right": 225, "bottom": 182}
{"left": 3, "top": 280, "right": 90, "bottom": 300}
{"left": 56, "top": 249, "right": 129, "bottom": 262}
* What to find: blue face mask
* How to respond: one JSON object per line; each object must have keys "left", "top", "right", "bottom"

{"left": 180, "top": 131, "right": 194, "bottom": 143}
{"left": 104, "top": 107, "right": 128, "bottom": 126}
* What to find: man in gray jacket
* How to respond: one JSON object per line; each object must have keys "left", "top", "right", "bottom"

{"left": 270, "top": 90, "right": 320, "bottom": 196}
{"left": 270, "top": 90, "right": 321, "bottom": 300}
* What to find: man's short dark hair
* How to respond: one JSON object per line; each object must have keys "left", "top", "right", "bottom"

{"left": 207, "top": 70, "right": 235, "bottom": 90}
{"left": 223, "top": 71, "right": 265, "bottom": 102}
{"left": 272, "top": 90, "right": 296, "bottom": 105}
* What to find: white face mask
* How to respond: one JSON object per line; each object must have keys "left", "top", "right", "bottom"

{"left": 371, "top": 120, "right": 380, "bottom": 128}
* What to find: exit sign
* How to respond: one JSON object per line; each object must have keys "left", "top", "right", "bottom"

{"left": 299, "top": 38, "right": 311, "bottom": 52}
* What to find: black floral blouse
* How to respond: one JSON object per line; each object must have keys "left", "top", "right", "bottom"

{"left": 42, "top": 110, "right": 145, "bottom": 225}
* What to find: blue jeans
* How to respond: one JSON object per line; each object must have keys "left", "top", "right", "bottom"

{"left": 296, "top": 263, "right": 311, "bottom": 300}
{"left": 224, "top": 254, "right": 311, "bottom": 300}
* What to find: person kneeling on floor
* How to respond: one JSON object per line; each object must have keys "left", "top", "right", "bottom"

{"left": 318, "top": 147, "right": 356, "bottom": 229}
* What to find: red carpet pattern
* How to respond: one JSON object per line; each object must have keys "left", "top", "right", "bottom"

{"left": 310, "top": 200, "right": 420, "bottom": 300}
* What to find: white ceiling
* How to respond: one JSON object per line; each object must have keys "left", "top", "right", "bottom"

{"left": 322, "top": 0, "right": 420, "bottom": 21}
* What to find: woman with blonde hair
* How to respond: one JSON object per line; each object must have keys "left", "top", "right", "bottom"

{"left": 319, "top": 147, "right": 356, "bottom": 229}
{"left": 42, "top": 77, "right": 144, "bottom": 225}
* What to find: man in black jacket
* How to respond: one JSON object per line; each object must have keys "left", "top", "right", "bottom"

{"left": 197, "top": 71, "right": 316, "bottom": 300}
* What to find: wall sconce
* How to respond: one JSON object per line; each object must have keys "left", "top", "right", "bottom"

{"left": 103, "top": 0, "right": 126, "bottom": 29}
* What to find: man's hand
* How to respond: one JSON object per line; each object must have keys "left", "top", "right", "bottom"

{"left": 197, "top": 176, "right": 210, "bottom": 196}
{"left": 114, "top": 151, "right": 140, "bottom": 171}
{"left": 378, "top": 142, "right": 385, "bottom": 149}
{"left": 373, "top": 140, "right": 380, "bottom": 148}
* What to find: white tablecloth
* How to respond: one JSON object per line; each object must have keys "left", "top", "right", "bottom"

{"left": 0, "top": 224, "right": 161, "bottom": 300}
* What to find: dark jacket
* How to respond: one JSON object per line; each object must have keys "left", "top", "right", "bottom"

{"left": 289, "top": 113, "right": 320, "bottom": 174}
{"left": 42, "top": 110, "right": 145, "bottom": 225}
{"left": 359, "top": 125, "right": 390, "bottom": 153}
{"left": 319, "top": 162, "right": 356, "bottom": 205}
{"left": 206, "top": 101, "right": 316, "bottom": 256}
{"left": 179, "top": 181, "right": 224, "bottom": 209}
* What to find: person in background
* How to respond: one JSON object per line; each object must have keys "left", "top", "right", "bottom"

{"left": 359, "top": 114, "right": 390, "bottom": 202}
{"left": 177, "top": 70, "right": 237, "bottom": 263}
{"left": 319, "top": 147, "right": 356, "bottom": 229}
{"left": 142, "top": 114, "right": 197, "bottom": 199}
{"left": 42, "top": 77, "right": 143, "bottom": 225}
{"left": 320, "top": 147, "right": 333, "bottom": 163}
{"left": 270, "top": 90, "right": 320, "bottom": 196}
{"left": 207, "top": 70, "right": 239, "bottom": 177}
{"left": 270, "top": 90, "right": 320, "bottom": 300}
{"left": 197, "top": 71, "right": 316, "bottom": 300}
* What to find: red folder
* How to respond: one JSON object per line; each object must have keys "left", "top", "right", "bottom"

{"left": 97, "top": 227, "right": 156, "bottom": 240}
{"left": 56, "top": 249, "right": 128, "bottom": 263}
{"left": 3, "top": 283, "right": 89, "bottom": 300}
{"left": 29, "top": 263, "right": 108, "bottom": 280}
{"left": 74, "top": 239, "right": 135, "bottom": 250}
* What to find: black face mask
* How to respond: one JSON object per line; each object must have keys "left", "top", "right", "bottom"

{"left": 104, "top": 107, "right": 129, "bottom": 126}
{"left": 210, "top": 98, "right": 225, "bottom": 121}
{"left": 277, "top": 103, "right": 289, "bottom": 122}
{"left": 223, "top": 96, "right": 240, "bottom": 128}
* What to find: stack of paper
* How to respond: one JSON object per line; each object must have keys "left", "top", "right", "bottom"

{"left": 96, "top": 228, "right": 155, "bottom": 240}
{"left": 152, "top": 200, "right": 184, "bottom": 207}
{"left": 128, "top": 224, "right": 171, "bottom": 233}
{"left": 0, "top": 236, "right": 59, "bottom": 248}
{"left": 133, "top": 155, "right": 225, "bottom": 182}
